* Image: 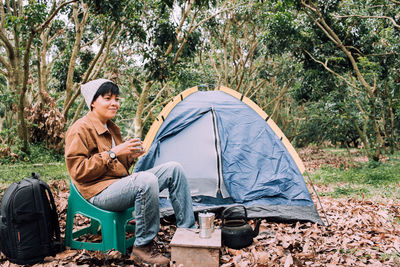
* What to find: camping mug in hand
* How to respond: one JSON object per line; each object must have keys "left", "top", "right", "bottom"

{"left": 198, "top": 212, "right": 215, "bottom": 238}
{"left": 131, "top": 137, "right": 144, "bottom": 153}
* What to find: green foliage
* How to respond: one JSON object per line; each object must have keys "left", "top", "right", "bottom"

{"left": 180, "top": 31, "right": 201, "bottom": 59}
{"left": 294, "top": 92, "right": 361, "bottom": 147}
{"left": 24, "top": 3, "right": 47, "bottom": 26}
{"left": 261, "top": 1, "right": 299, "bottom": 54}
{"left": 1, "top": 0, "right": 399, "bottom": 160}
{"left": 153, "top": 22, "right": 177, "bottom": 51}
{"left": 3, "top": 14, "right": 24, "bottom": 29}
{"left": 311, "top": 151, "right": 400, "bottom": 199}
{"left": 173, "top": 62, "right": 218, "bottom": 91}
{"left": 85, "top": 0, "right": 130, "bottom": 21}
{"left": 0, "top": 85, "right": 17, "bottom": 109}
{"left": 0, "top": 142, "right": 63, "bottom": 165}
{"left": 280, "top": 0, "right": 400, "bottom": 158}
{"left": 292, "top": 67, "right": 338, "bottom": 102}
{"left": 113, "top": 0, "right": 203, "bottom": 84}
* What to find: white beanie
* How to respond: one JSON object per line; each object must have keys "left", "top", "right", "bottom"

{"left": 81, "top": 78, "right": 113, "bottom": 109}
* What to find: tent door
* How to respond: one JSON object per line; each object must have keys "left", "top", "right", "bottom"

{"left": 211, "top": 108, "right": 230, "bottom": 198}
{"left": 155, "top": 109, "right": 224, "bottom": 197}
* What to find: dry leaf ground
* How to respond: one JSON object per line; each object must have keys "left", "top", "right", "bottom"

{"left": 1, "top": 148, "right": 399, "bottom": 266}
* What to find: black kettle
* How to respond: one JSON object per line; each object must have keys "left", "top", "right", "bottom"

{"left": 221, "top": 205, "right": 261, "bottom": 249}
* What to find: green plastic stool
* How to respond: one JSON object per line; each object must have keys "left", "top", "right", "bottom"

{"left": 65, "top": 182, "right": 135, "bottom": 254}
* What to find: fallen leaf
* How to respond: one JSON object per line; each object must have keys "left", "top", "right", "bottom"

{"left": 284, "top": 253, "right": 293, "bottom": 267}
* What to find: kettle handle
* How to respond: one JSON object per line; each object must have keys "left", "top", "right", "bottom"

{"left": 221, "top": 205, "right": 248, "bottom": 224}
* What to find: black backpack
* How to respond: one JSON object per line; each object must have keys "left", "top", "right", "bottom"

{"left": 0, "top": 173, "right": 64, "bottom": 265}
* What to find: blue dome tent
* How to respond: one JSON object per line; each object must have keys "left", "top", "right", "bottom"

{"left": 135, "top": 86, "right": 323, "bottom": 225}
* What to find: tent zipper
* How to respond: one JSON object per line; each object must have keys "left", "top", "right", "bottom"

{"left": 210, "top": 108, "right": 223, "bottom": 194}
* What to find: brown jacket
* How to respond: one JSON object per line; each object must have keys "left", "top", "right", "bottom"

{"left": 64, "top": 111, "right": 133, "bottom": 199}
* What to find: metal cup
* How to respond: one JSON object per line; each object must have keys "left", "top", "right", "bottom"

{"left": 198, "top": 212, "right": 215, "bottom": 238}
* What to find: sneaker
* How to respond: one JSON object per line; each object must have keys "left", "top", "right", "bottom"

{"left": 131, "top": 240, "right": 169, "bottom": 266}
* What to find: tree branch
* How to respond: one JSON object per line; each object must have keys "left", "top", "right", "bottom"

{"left": 35, "top": 0, "right": 79, "bottom": 33}
{"left": 88, "top": 20, "right": 123, "bottom": 81}
{"left": 336, "top": 14, "right": 400, "bottom": 29}
{"left": 263, "top": 81, "right": 291, "bottom": 110}
{"left": 85, "top": 27, "right": 110, "bottom": 82}
{"left": 235, "top": 33, "right": 258, "bottom": 92}
{"left": 0, "top": 31, "right": 15, "bottom": 62}
{"left": 302, "top": 1, "right": 374, "bottom": 95}
{"left": 49, "top": 25, "right": 68, "bottom": 44}
{"left": 207, "top": 36, "right": 222, "bottom": 84}
{"left": 302, "top": 8, "right": 339, "bottom": 46}
{"left": 176, "top": 0, "right": 194, "bottom": 41}
{"left": 304, "top": 50, "right": 358, "bottom": 90}
{"left": 0, "top": 54, "right": 11, "bottom": 73}
{"left": 248, "top": 80, "right": 267, "bottom": 99}
{"left": 142, "top": 96, "right": 172, "bottom": 126}
{"left": 82, "top": 35, "right": 102, "bottom": 48}
{"left": 142, "top": 83, "right": 169, "bottom": 114}
{"left": 0, "top": 1, "right": 6, "bottom": 27}
{"left": 173, "top": 3, "right": 245, "bottom": 64}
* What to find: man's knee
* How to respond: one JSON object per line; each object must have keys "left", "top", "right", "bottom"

{"left": 166, "top": 161, "right": 184, "bottom": 175}
{"left": 134, "top": 172, "right": 158, "bottom": 192}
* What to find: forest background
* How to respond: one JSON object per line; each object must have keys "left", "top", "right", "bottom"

{"left": 1, "top": 1, "right": 400, "bottom": 266}
{"left": 0, "top": 0, "right": 399, "bottom": 164}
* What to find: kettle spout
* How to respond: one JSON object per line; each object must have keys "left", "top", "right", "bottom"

{"left": 252, "top": 219, "right": 262, "bottom": 237}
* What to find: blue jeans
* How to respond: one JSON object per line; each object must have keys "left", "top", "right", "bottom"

{"left": 89, "top": 161, "right": 195, "bottom": 246}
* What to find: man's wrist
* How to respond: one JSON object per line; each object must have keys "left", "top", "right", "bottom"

{"left": 107, "top": 150, "right": 117, "bottom": 160}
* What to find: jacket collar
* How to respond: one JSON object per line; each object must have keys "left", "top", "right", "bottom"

{"left": 86, "top": 111, "right": 120, "bottom": 136}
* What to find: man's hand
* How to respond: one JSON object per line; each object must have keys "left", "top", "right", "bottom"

{"left": 112, "top": 138, "right": 145, "bottom": 158}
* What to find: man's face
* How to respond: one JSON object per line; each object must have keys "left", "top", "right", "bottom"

{"left": 91, "top": 92, "right": 120, "bottom": 122}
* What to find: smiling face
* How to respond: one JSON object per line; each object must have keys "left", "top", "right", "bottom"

{"left": 91, "top": 93, "right": 120, "bottom": 124}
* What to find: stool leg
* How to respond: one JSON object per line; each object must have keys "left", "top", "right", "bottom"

{"left": 64, "top": 206, "right": 74, "bottom": 247}
{"left": 101, "top": 218, "right": 133, "bottom": 253}
{"left": 100, "top": 218, "right": 119, "bottom": 252}
{"left": 116, "top": 219, "right": 128, "bottom": 253}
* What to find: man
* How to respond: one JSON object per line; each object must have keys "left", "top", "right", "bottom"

{"left": 65, "top": 79, "right": 195, "bottom": 265}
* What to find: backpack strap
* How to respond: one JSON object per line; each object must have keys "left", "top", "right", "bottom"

{"left": 28, "top": 178, "right": 50, "bottom": 248}
{"left": 40, "top": 181, "right": 63, "bottom": 253}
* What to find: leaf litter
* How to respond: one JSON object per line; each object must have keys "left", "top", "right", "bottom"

{"left": 0, "top": 150, "right": 399, "bottom": 266}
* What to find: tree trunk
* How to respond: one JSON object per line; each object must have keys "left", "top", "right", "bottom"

{"left": 130, "top": 81, "right": 153, "bottom": 138}
{"left": 63, "top": 2, "right": 88, "bottom": 120}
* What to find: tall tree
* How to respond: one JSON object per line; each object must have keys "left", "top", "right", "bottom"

{"left": 0, "top": 0, "right": 77, "bottom": 152}
{"left": 104, "top": 0, "right": 236, "bottom": 138}
{"left": 192, "top": 1, "right": 305, "bottom": 138}
{"left": 295, "top": 0, "right": 400, "bottom": 160}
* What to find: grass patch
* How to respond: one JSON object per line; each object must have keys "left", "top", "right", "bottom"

{"left": 313, "top": 160, "right": 400, "bottom": 185}
{"left": 339, "top": 247, "right": 360, "bottom": 255}
{"left": 379, "top": 252, "right": 400, "bottom": 263}
{"left": 310, "top": 151, "right": 400, "bottom": 200}
{"left": 0, "top": 162, "right": 69, "bottom": 194}
{"left": 331, "top": 186, "right": 369, "bottom": 198}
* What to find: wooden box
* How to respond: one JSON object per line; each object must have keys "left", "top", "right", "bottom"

{"left": 170, "top": 228, "right": 221, "bottom": 267}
